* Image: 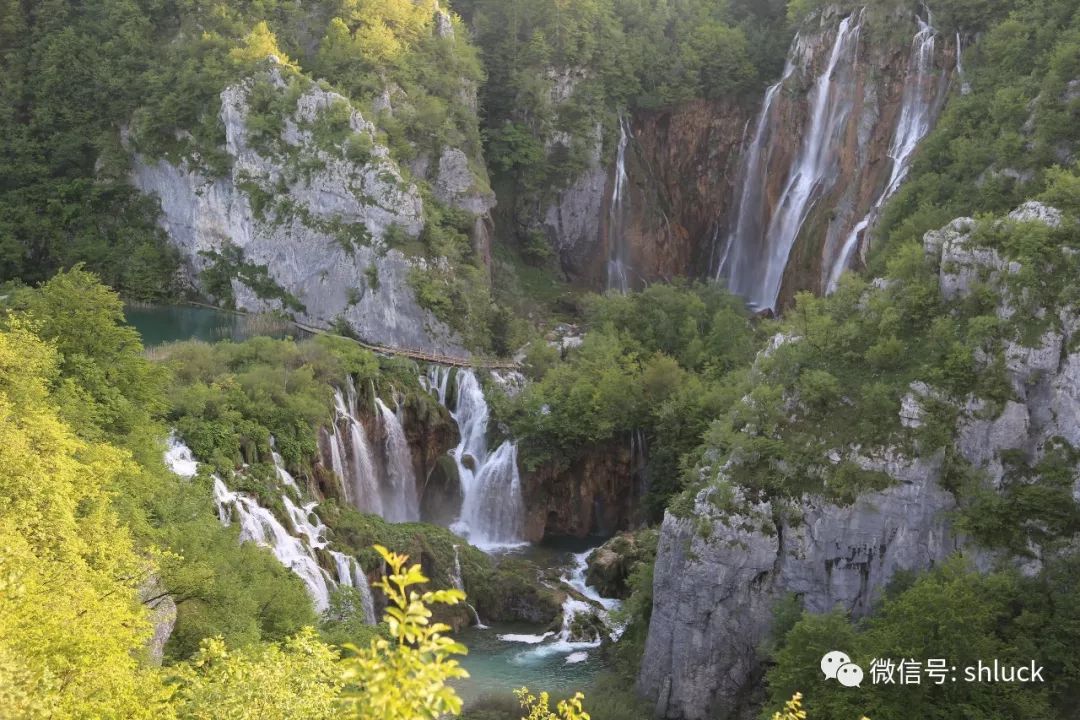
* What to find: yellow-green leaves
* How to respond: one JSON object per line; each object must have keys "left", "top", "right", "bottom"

{"left": 0, "top": 324, "right": 170, "bottom": 719}
{"left": 230, "top": 21, "right": 296, "bottom": 71}
{"left": 516, "top": 687, "right": 591, "bottom": 720}
{"left": 338, "top": 545, "right": 469, "bottom": 720}
{"left": 168, "top": 628, "right": 341, "bottom": 720}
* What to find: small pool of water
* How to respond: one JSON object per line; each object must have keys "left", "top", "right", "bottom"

{"left": 454, "top": 622, "right": 608, "bottom": 707}
{"left": 453, "top": 535, "right": 616, "bottom": 708}
{"left": 124, "top": 304, "right": 297, "bottom": 347}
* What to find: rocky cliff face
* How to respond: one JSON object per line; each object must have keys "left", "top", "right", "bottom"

{"left": 521, "top": 440, "right": 640, "bottom": 541}
{"left": 532, "top": 6, "right": 956, "bottom": 300}
{"left": 130, "top": 61, "right": 489, "bottom": 354}
{"left": 638, "top": 203, "right": 1080, "bottom": 719}
{"left": 604, "top": 100, "right": 750, "bottom": 288}
{"left": 531, "top": 96, "right": 749, "bottom": 290}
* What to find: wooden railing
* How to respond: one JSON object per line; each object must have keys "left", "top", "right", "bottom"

{"left": 290, "top": 320, "right": 520, "bottom": 370}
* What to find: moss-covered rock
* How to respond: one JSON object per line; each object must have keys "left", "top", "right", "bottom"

{"left": 585, "top": 530, "right": 657, "bottom": 600}
{"left": 472, "top": 557, "right": 563, "bottom": 625}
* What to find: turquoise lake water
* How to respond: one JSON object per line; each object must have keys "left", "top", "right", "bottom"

{"left": 124, "top": 304, "right": 296, "bottom": 347}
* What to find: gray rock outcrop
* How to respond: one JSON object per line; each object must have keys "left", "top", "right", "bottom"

{"left": 639, "top": 203, "right": 1080, "bottom": 719}
{"left": 130, "top": 62, "right": 467, "bottom": 354}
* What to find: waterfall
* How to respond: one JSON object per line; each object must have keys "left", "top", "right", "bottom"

{"left": 825, "top": 14, "right": 941, "bottom": 293}
{"left": 211, "top": 476, "right": 334, "bottom": 612}
{"left": 165, "top": 434, "right": 198, "bottom": 479}
{"left": 376, "top": 397, "right": 420, "bottom": 522}
{"left": 326, "top": 414, "right": 349, "bottom": 500}
{"left": 715, "top": 63, "right": 793, "bottom": 287}
{"left": 759, "top": 13, "right": 862, "bottom": 310}
{"left": 284, "top": 496, "right": 329, "bottom": 549}
{"left": 332, "top": 382, "right": 384, "bottom": 516}
{"left": 451, "top": 544, "right": 488, "bottom": 628}
{"left": 270, "top": 444, "right": 300, "bottom": 492}
{"left": 631, "top": 428, "right": 649, "bottom": 505}
{"left": 956, "top": 32, "right": 971, "bottom": 95}
{"left": 499, "top": 550, "right": 623, "bottom": 665}
{"left": 330, "top": 550, "right": 377, "bottom": 625}
{"left": 606, "top": 114, "right": 633, "bottom": 293}
{"left": 426, "top": 367, "right": 526, "bottom": 549}
{"left": 424, "top": 364, "right": 453, "bottom": 406}
{"left": 718, "top": 14, "right": 863, "bottom": 311}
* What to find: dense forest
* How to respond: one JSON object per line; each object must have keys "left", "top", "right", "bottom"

{"left": 2, "top": 0, "right": 1080, "bottom": 718}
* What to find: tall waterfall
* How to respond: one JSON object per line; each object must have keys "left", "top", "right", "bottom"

{"left": 715, "top": 63, "right": 794, "bottom": 286}
{"left": 426, "top": 366, "right": 526, "bottom": 549}
{"left": 717, "top": 13, "right": 863, "bottom": 311}
{"left": 376, "top": 397, "right": 421, "bottom": 523}
{"left": 764, "top": 13, "right": 862, "bottom": 310}
{"left": 606, "top": 114, "right": 633, "bottom": 293}
{"left": 718, "top": 9, "right": 953, "bottom": 306}
{"left": 825, "top": 14, "right": 943, "bottom": 292}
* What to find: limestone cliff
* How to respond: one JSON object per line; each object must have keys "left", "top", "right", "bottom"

{"left": 130, "top": 61, "right": 490, "bottom": 354}
{"left": 638, "top": 203, "right": 1080, "bottom": 719}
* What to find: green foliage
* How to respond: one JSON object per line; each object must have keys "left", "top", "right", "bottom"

{"left": 0, "top": 0, "right": 183, "bottom": 297}
{"left": 872, "top": 0, "right": 1080, "bottom": 268}
{"left": 465, "top": 0, "right": 789, "bottom": 196}
{"left": 764, "top": 557, "right": 1080, "bottom": 718}
{"left": 168, "top": 628, "right": 340, "bottom": 720}
{"left": 0, "top": 321, "right": 171, "bottom": 718}
{"left": 498, "top": 283, "right": 755, "bottom": 514}
{"left": 164, "top": 335, "right": 380, "bottom": 473}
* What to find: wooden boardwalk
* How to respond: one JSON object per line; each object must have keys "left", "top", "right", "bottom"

{"left": 290, "top": 320, "right": 520, "bottom": 370}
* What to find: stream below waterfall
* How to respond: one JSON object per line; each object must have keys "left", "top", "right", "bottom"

{"left": 152, "top": 314, "right": 617, "bottom": 705}
{"left": 452, "top": 537, "right": 621, "bottom": 707}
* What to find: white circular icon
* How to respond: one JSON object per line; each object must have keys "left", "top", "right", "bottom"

{"left": 836, "top": 662, "right": 864, "bottom": 687}
{"left": 820, "top": 650, "right": 852, "bottom": 680}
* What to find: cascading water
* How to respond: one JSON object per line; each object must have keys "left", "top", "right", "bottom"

{"left": 270, "top": 442, "right": 300, "bottom": 492}
{"left": 498, "top": 550, "right": 622, "bottom": 666}
{"left": 330, "top": 550, "right": 377, "bottom": 625}
{"left": 165, "top": 434, "right": 198, "bottom": 478}
{"left": 451, "top": 544, "right": 488, "bottom": 628}
{"left": 825, "top": 13, "right": 943, "bottom": 292}
{"left": 332, "top": 383, "right": 384, "bottom": 515}
{"left": 717, "top": 14, "right": 863, "bottom": 311}
{"left": 427, "top": 367, "right": 525, "bottom": 549}
{"left": 763, "top": 14, "right": 862, "bottom": 309}
{"left": 211, "top": 476, "right": 334, "bottom": 612}
{"left": 376, "top": 397, "right": 421, "bottom": 523}
{"left": 956, "top": 31, "right": 971, "bottom": 95}
{"left": 164, "top": 434, "right": 375, "bottom": 622}
{"left": 606, "top": 114, "right": 633, "bottom": 293}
